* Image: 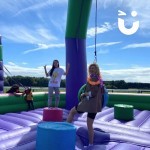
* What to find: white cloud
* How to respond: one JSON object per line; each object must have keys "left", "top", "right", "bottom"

{"left": 102, "top": 66, "right": 150, "bottom": 83}
{"left": 0, "top": 0, "right": 67, "bottom": 15}
{"left": 122, "top": 42, "right": 150, "bottom": 49}
{"left": 0, "top": 25, "right": 58, "bottom": 44}
{"left": 4, "top": 62, "right": 67, "bottom": 80}
{"left": 15, "top": 0, "right": 67, "bottom": 16}
{"left": 102, "top": 63, "right": 118, "bottom": 66}
{"left": 87, "top": 41, "right": 121, "bottom": 48}
{"left": 0, "top": 1, "right": 22, "bottom": 14}
{"left": 97, "top": 0, "right": 150, "bottom": 32}
{"left": 4, "top": 62, "right": 150, "bottom": 83}
{"left": 87, "top": 22, "right": 113, "bottom": 37}
{"left": 23, "top": 43, "right": 65, "bottom": 54}
{"left": 7, "top": 62, "right": 16, "bottom": 66}
{"left": 124, "top": 1, "right": 150, "bottom": 29}
{"left": 22, "top": 62, "right": 28, "bottom": 65}
{"left": 97, "top": 49, "right": 109, "bottom": 54}
{"left": 0, "top": 1, "right": 67, "bottom": 44}
{"left": 4, "top": 63, "right": 46, "bottom": 77}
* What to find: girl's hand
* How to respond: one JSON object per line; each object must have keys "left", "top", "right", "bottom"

{"left": 66, "top": 63, "right": 70, "bottom": 71}
{"left": 65, "top": 63, "right": 70, "bottom": 75}
{"left": 67, "top": 63, "right": 70, "bottom": 68}
{"left": 80, "top": 93, "right": 85, "bottom": 99}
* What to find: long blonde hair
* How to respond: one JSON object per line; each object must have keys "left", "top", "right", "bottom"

{"left": 88, "top": 63, "right": 101, "bottom": 77}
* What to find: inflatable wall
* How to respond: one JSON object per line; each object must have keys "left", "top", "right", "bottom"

{"left": 107, "top": 93, "right": 150, "bottom": 110}
{"left": 0, "top": 92, "right": 66, "bottom": 114}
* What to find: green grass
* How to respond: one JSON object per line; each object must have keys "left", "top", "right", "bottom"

{"left": 4, "top": 86, "right": 150, "bottom": 94}
{"left": 4, "top": 86, "right": 66, "bottom": 93}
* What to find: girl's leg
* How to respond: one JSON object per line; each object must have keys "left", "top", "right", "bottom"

{"left": 87, "top": 113, "right": 96, "bottom": 145}
{"left": 26, "top": 101, "right": 30, "bottom": 110}
{"left": 54, "top": 87, "right": 60, "bottom": 107}
{"left": 87, "top": 117, "right": 94, "bottom": 145}
{"left": 48, "top": 87, "right": 53, "bottom": 107}
{"left": 31, "top": 101, "right": 34, "bottom": 110}
{"left": 66, "top": 107, "right": 77, "bottom": 123}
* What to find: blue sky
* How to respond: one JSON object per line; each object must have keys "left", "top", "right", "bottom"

{"left": 0, "top": 0, "right": 150, "bottom": 83}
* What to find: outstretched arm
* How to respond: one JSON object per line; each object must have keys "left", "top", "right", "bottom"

{"left": 44, "top": 65, "right": 49, "bottom": 77}
{"left": 64, "top": 63, "right": 70, "bottom": 75}
{"left": 14, "top": 92, "right": 22, "bottom": 96}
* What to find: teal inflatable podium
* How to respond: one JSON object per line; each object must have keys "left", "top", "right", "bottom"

{"left": 36, "top": 122, "right": 76, "bottom": 150}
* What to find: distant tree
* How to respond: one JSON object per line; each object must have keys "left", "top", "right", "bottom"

{"left": 4, "top": 76, "right": 150, "bottom": 89}
{"left": 60, "top": 79, "right": 66, "bottom": 87}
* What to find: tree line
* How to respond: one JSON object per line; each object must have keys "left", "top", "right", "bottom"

{"left": 4, "top": 76, "right": 66, "bottom": 88}
{"left": 4, "top": 76, "right": 150, "bottom": 89}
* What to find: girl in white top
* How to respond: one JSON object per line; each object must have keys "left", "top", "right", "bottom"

{"left": 44, "top": 60, "right": 70, "bottom": 107}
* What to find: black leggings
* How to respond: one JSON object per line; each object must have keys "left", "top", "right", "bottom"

{"left": 75, "top": 106, "right": 97, "bottom": 119}
{"left": 26, "top": 100, "right": 34, "bottom": 110}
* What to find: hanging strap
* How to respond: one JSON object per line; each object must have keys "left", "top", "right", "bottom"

{"left": 94, "top": 0, "right": 98, "bottom": 63}
{"left": 3, "top": 65, "right": 25, "bottom": 88}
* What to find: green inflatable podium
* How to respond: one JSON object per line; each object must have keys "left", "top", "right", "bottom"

{"left": 114, "top": 104, "right": 134, "bottom": 121}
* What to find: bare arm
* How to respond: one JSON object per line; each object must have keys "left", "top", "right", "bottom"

{"left": 14, "top": 92, "right": 23, "bottom": 96}
{"left": 64, "top": 63, "right": 70, "bottom": 75}
{"left": 22, "top": 91, "right": 25, "bottom": 96}
{"left": 44, "top": 65, "right": 49, "bottom": 77}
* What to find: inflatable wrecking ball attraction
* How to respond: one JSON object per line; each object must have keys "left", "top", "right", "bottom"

{"left": 0, "top": 0, "right": 150, "bottom": 150}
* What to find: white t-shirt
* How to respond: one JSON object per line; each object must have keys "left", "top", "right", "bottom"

{"left": 48, "top": 68, "right": 65, "bottom": 87}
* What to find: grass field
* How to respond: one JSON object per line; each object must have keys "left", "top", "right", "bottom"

{"left": 4, "top": 86, "right": 66, "bottom": 93}
{"left": 4, "top": 86, "right": 150, "bottom": 94}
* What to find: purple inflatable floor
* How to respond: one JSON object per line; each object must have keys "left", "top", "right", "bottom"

{"left": 0, "top": 107, "right": 149, "bottom": 150}
{"left": 73, "top": 107, "right": 150, "bottom": 133}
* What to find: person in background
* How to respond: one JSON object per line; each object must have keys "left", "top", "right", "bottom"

{"left": 6, "top": 84, "right": 22, "bottom": 96}
{"left": 22, "top": 87, "right": 34, "bottom": 110}
{"left": 44, "top": 60, "right": 70, "bottom": 108}
{"left": 67, "top": 63, "right": 103, "bottom": 148}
